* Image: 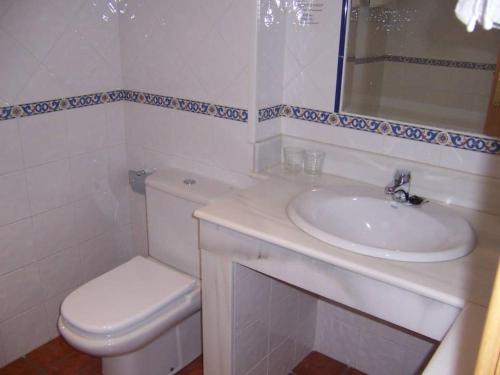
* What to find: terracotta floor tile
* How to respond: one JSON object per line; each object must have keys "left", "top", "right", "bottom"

{"left": 2, "top": 340, "right": 200, "bottom": 375}
{"left": 47, "top": 352, "right": 101, "bottom": 375}
{"left": 80, "top": 360, "right": 102, "bottom": 375}
{"left": 293, "top": 351, "right": 347, "bottom": 375}
{"left": 26, "top": 336, "right": 77, "bottom": 369}
{"left": 345, "top": 368, "right": 366, "bottom": 375}
{"left": 0, "top": 358, "right": 40, "bottom": 375}
{"left": 178, "top": 356, "right": 203, "bottom": 375}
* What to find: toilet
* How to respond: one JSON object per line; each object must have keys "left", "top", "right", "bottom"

{"left": 58, "top": 168, "right": 233, "bottom": 375}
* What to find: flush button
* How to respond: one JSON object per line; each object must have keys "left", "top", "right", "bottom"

{"left": 183, "top": 178, "right": 196, "bottom": 185}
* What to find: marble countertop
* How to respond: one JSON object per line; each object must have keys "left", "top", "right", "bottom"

{"left": 196, "top": 166, "right": 500, "bottom": 309}
{"left": 194, "top": 166, "right": 499, "bottom": 374}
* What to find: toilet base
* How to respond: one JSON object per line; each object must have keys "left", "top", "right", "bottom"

{"left": 102, "top": 311, "right": 202, "bottom": 375}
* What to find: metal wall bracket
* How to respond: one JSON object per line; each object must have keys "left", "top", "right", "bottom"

{"left": 129, "top": 169, "right": 154, "bottom": 194}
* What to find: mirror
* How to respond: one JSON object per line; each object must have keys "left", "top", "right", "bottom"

{"left": 340, "top": 0, "right": 500, "bottom": 136}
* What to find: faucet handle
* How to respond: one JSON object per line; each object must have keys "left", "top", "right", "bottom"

{"left": 393, "top": 169, "right": 411, "bottom": 184}
{"left": 385, "top": 169, "right": 411, "bottom": 195}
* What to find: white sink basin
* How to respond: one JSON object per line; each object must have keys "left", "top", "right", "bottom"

{"left": 287, "top": 186, "right": 475, "bottom": 262}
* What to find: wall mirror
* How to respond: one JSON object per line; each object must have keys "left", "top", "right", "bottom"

{"left": 339, "top": 0, "right": 500, "bottom": 137}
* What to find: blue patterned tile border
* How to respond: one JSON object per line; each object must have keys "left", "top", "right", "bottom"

{"left": 0, "top": 90, "right": 124, "bottom": 121}
{"left": 270, "top": 104, "right": 500, "bottom": 155}
{"left": 258, "top": 105, "right": 283, "bottom": 122}
{"left": 346, "top": 55, "right": 386, "bottom": 65}
{"left": 2, "top": 89, "right": 497, "bottom": 154}
{"left": 347, "top": 55, "right": 496, "bottom": 71}
{"left": 386, "top": 55, "right": 496, "bottom": 71}
{"left": 281, "top": 105, "right": 339, "bottom": 125}
{"left": 0, "top": 89, "right": 248, "bottom": 124}
{"left": 123, "top": 90, "right": 248, "bottom": 123}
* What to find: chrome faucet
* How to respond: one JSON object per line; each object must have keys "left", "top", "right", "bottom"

{"left": 385, "top": 169, "right": 411, "bottom": 203}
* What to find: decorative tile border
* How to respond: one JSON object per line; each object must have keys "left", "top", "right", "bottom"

{"left": 0, "top": 90, "right": 124, "bottom": 121}
{"left": 0, "top": 90, "right": 248, "bottom": 124}
{"left": 2, "top": 89, "right": 497, "bottom": 154}
{"left": 346, "top": 55, "right": 386, "bottom": 65}
{"left": 281, "top": 105, "right": 338, "bottom": 126}
{"left": 258, "top": 105, "right": 283, "bottom": 122}
{"left": 259, "top": 104, "right": 500, "bottom": 155}
{"left": 123, "top": 90, "right": 248, "bottom": 123}
{"left": 346, "top": 55, "right": 496, "bottom": 71}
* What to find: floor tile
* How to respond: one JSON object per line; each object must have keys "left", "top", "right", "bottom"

{"left": 345, "top": 368, "right": 366, "bottom": 375}
{"left": 178, "top": 356, "right": 203, "bottom": 375}
{"left": 46, "top": 352, "right": 101, "bottom": 375}
{"left": 0, "top": 358, "right": 40, "bottom": 375}
{"left": 2, "top": 339, "right": 200, "bottom": 375}
{"left": 293, "top": 351, "right": 347, "bottom": 375}
{"left": 26, "top": 336, "right": 77, "bottom": 369}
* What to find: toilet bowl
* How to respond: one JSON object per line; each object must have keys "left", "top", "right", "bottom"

{"left": 58, "top": 168, "right": 234, "bottom": 375}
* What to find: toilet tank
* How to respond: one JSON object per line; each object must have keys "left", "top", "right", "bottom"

{"left": 145, "top": 168, "right": 234, "bottom": 278}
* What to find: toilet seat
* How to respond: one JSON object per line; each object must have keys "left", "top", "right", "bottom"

{"left": 58, "top": 256, "right": 201, "bottom": 356}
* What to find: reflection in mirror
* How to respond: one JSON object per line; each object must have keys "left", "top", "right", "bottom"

{"left": 341, "top": 0, "right": 500, "bottom": 136}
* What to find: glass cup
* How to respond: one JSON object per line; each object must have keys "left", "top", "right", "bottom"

{"left": 304, "top": 150, "right": 325, "bottom": 175}
{"left": 283, "top": 147, "right": 305, "bottom": 174}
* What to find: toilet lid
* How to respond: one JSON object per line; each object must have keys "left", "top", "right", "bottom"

{"left": 61, "top": 256, "right": 197, "bottom": 335}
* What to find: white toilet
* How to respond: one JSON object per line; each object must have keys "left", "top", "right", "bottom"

{"left": 58, "top": 168, "right": 233, "bottom": 375}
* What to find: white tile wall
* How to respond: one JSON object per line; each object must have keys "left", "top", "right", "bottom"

{"left": 79, "top": 224, "right": 133, "bottom": 283}
{"left": 0, "top": 0, "right": 121, "bottom": 106}
{"left": 314, "top": 299, "right": 436, "bottom": 375}
{"left": 0, "top": 28, "right": 39, "bottom": 106}
{"left": 1, "top": 0, "right": 68, "bottom": 63}
{"left": 314, "top": 307, "right": 361, "bottom": 366}
{"left": 37, "top": 247, "right": 84, "bottom": 299}
{"left": 0, "top": 305, "right": 50, "bottom": 364}
{"left": 0, "top": 121, "right": 24, "bottom": 176}
{"left": 255, "top": 0, "right": 286, "bottom": 142}
{"left": 232, "top": 265, "right": 317, "bottom": 375}
{"left": 0, "top": 264, "right": 44, "bottom": 323}
{"left": 234, "top": 320, "right": 269, "bottom": 375}
{"left": 269, "top": 280, "right": 298, "bottom": 350}
{"left": 282, "top": 1, "right": 343, "bottom": 112}
{"left": 0, "top": 338, "right": 6, "bottom": 368}
{"left": 0, "top": 219, "right": 36, "bottom": 276}
{"left": 67, "top": 106, "right": 108, "bottom": 156}
{"left": 119, "top": 0, "right": 256, "bottom": 263}
{"left": 70, "top": 151, "right": 109, "bottom": 201}
{"left": 26, "top": 159, "right": 73, "bottom": 214}
{"left": 32, "top": 204, "right": 78, "bottom": 260}
{"left": 0, "top": 114, "right": 133, "bottom": 363}
{"left": 43, "top": 288, "right": 74, "bottom": 340}
{"left": 119, "top": 0, "right": 254, "bottom": 109}
{"left": 19, "top": 111, "right": 69, "bottom": 168}
{"left": 246, "top": 358, "right": 267, "bottom": 375}
{"left": 0, "top": 1, "right": 132, "bottom": 365}
{"left": 123, "top": 102, "right": 254, "bottom": 255}
{"left": 234, "top": 264, "right": 271, "bottom": 332}
{"left": 268, "top": 337, "right": 295, "bottom": 375}
{"left": 232, "top": 265, "right": 438, "bottom": 375}
{"left": 0, "top": 172, "right": 31, "bottom": 226}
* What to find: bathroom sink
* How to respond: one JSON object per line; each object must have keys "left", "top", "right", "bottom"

{"left": 287, "top": 186, "right": 475, "bottom": 262}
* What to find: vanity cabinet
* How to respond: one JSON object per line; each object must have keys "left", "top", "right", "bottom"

{"left": 195, "top": 175, "right": 498, "bottom": 375}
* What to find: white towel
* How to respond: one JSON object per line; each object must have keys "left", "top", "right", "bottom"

{"left": 455, "top": 0, "right": 500, "bottom": 31}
